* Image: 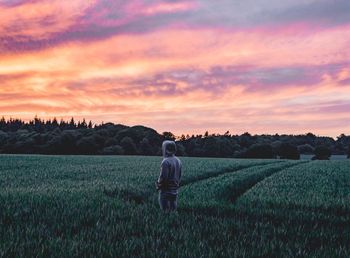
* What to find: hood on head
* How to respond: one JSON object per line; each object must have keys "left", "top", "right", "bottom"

{"left": 162, "top": 140, "right": 176, "bottom": 157}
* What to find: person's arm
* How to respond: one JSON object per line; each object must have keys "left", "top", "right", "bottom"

{"left": 156, "top": 160, "right": 169, "bottom": 190}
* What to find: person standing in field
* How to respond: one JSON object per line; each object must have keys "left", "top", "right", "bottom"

{"left": 156, "top": 140, "right": 182, "bottom": 212}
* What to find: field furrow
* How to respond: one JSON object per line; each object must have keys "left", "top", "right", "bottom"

{"left": 180, "top": 160, "right": 279, "bottom": 186}
{"left": 235, "top": 160, "right": 350, "bottom": 216}
{"left": 180, "top": 161, "right": 306, "bottom": 210}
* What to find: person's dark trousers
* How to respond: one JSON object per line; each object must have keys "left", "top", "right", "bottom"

{"left": 159, "top": 192, "right": 178, "bottom": 211}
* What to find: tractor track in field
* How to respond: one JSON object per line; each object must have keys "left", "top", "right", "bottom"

{"left": 180, "top": 160, "right": 285, "bottom": 187}
{"left": 228, "top": 161, "right": 309, "bottom": 203}
{"left": 178, "top": 161, "right": 309, "bottom": 214}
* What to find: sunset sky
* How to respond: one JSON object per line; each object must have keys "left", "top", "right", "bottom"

{"left": 1, "top": 0, "right": 350, "bottom": 137}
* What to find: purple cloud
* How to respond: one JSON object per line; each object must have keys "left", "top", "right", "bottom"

{"left": 59, "top": 62, "right": 348, "bottom": 98}
{"left": 1, "top": 0, "right": 350, "bottom": 52}
{"left": 317, "top": 102, "right": 350, "bottom": 113}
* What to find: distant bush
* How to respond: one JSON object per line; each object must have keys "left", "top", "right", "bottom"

{"left": 312, "top": 146, "right": 331, "bottom": 160}
{"left": 297, "top": 144, "right": 314, "bottom": 154}
{"left": 242, "top": 144, "right": 274, "bottom": 159}
{"left": 278, "top": 143, "right": 300, "bottom": 160}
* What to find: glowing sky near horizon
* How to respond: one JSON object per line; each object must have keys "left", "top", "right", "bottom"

{"left": 1, "top": 0, "right": 350, "bottom": 137}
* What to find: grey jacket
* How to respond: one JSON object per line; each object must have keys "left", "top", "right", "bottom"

{"left": 157, "top": 141, "right": 182, "bottom": 194}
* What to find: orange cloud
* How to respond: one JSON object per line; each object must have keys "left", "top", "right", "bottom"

{"left": 1, "top": 19, "right": 350, "bottom": 136}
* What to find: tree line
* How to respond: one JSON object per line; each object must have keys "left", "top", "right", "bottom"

{"left": 0, "top": 117, "right": 349, "bottom": 160}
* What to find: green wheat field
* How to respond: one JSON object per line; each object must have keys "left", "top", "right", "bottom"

{"left": 0, "top": 155, "right": 349, "bottom": 257}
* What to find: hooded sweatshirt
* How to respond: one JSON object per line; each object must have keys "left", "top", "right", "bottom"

{"left": 157, "top": 140, "right": 182, "bottom": 194}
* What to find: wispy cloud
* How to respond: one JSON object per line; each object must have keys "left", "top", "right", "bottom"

{"left": 0, "top": 0, "right": 350, "bottom": 136}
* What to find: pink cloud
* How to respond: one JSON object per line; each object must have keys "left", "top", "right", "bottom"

{"left": 140, "top": 1, "right": 197, "bottom": 16}
{"left": 1, "top": 1, "right": 350, "bottom": 137}
{"left": 0, "top": 0, "right": 94, "bottom": 40}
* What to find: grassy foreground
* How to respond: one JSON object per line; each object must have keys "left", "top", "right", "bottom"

{"left": 0, "top": 155, "right": 349, "bottom": 257}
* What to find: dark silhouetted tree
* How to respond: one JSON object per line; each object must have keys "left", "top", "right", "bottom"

{"left": 239, "top": 132, "right": 253, "bottom": 148}
{"left": 297, "top": 144, "right": 314, "bottom": 154}
{"left": 120, "top": 136, "right": 138, "bottom": 155}
{"left": 162, "top": 131, "right": 176, "bottom": 141}
{"left": 278, "top": 143, "right": 300, "bottom": 160}
{"left": 1, "top": 116, "right": 350, "bottom": 158}
{"left": 312, "top": 145, "right": 331, "bottom": 160}
{"left": 140, "top": 137, "right": 153, "bottom": 155}
{"left": 78, "top": 119, "right": 87, "bottom": 129}
{"left": 242, "top": 144, "right": 274, "bottom": 159}
{"left": 69, "top": 117, "right": 76, "bottom": 129}
{"left": 175, "top": 143, "right": 186, "bottom": 156}
{"left": 104, "top": 137, "right": 118, "bottom": 147}
{"left": 76, "top": 136, "right": 98, "bottom": 154}
{"left": 34, "top": 116, "right": 44, "bottom": 133}
{"left": 0, "top": 117, "right": 6, "bottom": 131}
{"left": 271, "top": 140, "right": 282, "bottom": 155}
{"left": 51, "top": 130, "right": 79, "bottom": 154}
